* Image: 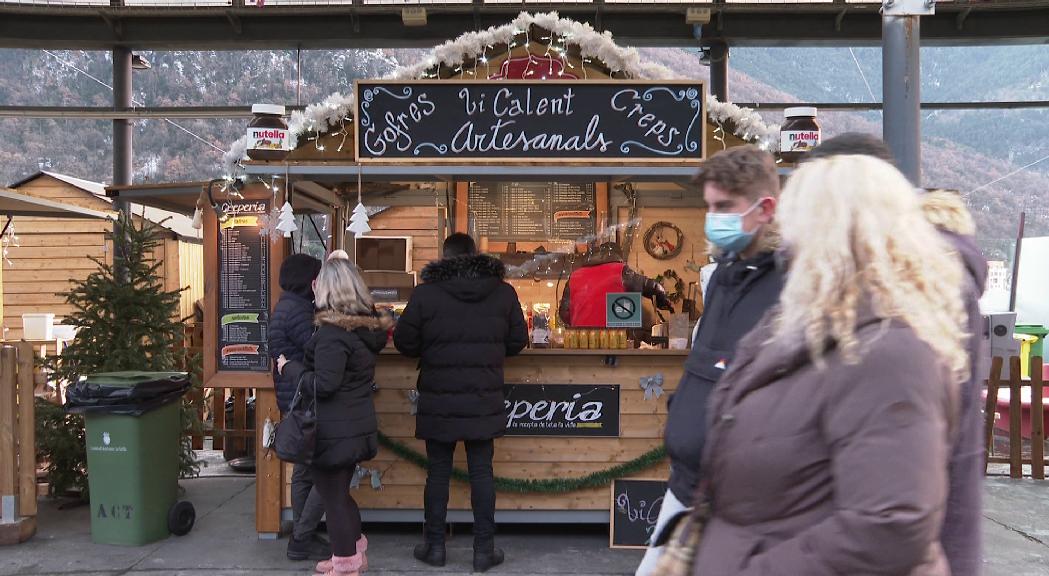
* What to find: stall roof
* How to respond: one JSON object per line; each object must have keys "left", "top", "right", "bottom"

{"left": 10, "top": 171, "right": 199, "bottom": 240}
{"left": 241, "top": 163, "right": 794, "bottom": 183}
{"left": 106, "top": 181, "right": 208, "bottom": 217}
{"left": 107, "top": 179, "right": 352, "bottom": 215}
{"left": 241, "top": 163, "right": 710, "bottom": 183}
{"left": 0, "top": 187, "right": 113, "bottom": 219}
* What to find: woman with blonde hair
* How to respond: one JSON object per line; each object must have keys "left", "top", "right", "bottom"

{"left": 278, "top": 257, "right": 393, "bottom": 576}
{"left": 692, "top": 155, "right": 967, "bottom": 576}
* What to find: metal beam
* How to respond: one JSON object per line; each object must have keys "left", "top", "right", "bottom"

{"left": 1, "top": 4, "right": 1049, "bottom": 49}
{"left": 5, "top": 99, "right": 1049, "bottom": 122}
{"left": 113, "top": 47, "right": 132, "bottom": 189}
{"left": 883, "top": 14, "right": 923, "bottom": 185}
{"left": 709, "top": 42, "right": 729, "bottom": 102}
{"left": 732, "top": 101, "right": 1049, "bottom": 111}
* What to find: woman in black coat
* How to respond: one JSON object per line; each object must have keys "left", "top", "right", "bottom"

{"left": 279, "top": 257, "right": 392, "bottom": 576}
{"left": 394, "top": 233, "right": 527, "bottom": 572}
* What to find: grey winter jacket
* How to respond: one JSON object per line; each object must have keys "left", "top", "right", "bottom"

{"left": 939, "top": 230, "right": 989, "bottom": 576}
{"left": 693, "top": 308, "right": 958, "bottom": 576}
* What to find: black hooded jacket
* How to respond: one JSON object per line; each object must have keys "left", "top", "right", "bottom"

{"left": 282, "top": 311, "right": 392, "bottom": 470}
{"left": 393, "top": 254, "right": 528, "bottom": 442}
{"left": 664, "top": 249, "right": 784, "bottom": 502}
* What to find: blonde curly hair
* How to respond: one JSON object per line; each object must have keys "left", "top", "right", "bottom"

{"left": 774, "top": 155, "right": 969, "bottom": 380}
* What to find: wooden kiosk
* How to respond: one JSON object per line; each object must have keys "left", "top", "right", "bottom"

{"left": 218, "top": 13, "right": 772, "bottom": 537}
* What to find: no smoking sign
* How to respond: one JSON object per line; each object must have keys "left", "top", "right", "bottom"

{"left": 606, "top": 292, "right": 642, "bottom": 328}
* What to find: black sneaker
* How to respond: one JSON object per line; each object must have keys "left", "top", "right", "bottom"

{"left": 413, "top": 542, "right": 447, "bottom": 567}
{"left": 287, "top": 533, "right": 332, "bottom": 561}
{"left": 473, "top": 547, "right": 505, "bottom": 573}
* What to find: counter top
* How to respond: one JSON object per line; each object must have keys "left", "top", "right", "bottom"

{"left": 380, "top": 347, "right": 689, "bottom": 357}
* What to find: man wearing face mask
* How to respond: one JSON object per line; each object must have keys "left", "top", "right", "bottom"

{"left": 636, "top": 145, "right": 783, "bottom": 576}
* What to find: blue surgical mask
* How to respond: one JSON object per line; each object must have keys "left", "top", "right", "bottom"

{"left": 705, "top": 201, "right": 763, "bottom": 254}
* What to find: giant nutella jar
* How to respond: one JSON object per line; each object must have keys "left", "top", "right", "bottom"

{"left": 779, "top": 106, "right": 821, "bottom": 163}
{"left": 246, "top": 104, "right": 290, "bottom": 161}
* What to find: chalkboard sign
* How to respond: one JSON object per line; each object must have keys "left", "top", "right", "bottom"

{"left": 610, "top": 478, "right": 669, "bottom": 549}
{"left": 469, "top": 181, "right": 595, "bottom": 241}
{"left": 355, "top": 80, "right": 705, "bottom": 162}
{"left": 217, "top": 199, "right": 271, "bottom": 372}
{"left": 503, "top": 383, "right": 619, "bottom": 437}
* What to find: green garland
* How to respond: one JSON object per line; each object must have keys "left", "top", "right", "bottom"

{"left": 377, "top": 431, "right": 667, "bottom": 494}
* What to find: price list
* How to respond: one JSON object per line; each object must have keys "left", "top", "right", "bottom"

{"left": 217, "top": 200, "right": 271, "bottom": 372}
{"left": 468, "top": 182, "right": 595, "bottom": 242}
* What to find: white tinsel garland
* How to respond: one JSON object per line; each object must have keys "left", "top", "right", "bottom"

{"left": 221, "top": 11, "right": 777, "bottom": 175}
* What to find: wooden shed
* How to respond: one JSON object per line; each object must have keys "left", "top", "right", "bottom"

{"left": 3, "top": 172, "right": 203, "bottom": 339}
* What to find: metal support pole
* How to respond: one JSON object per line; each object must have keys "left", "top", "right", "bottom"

{"left": 882, "top": 15, "right": 922, "bottom": 185}
{"left": 112, "top": 47, "right": 133, "bottom": 278}
{"left": 112, "top": 47, "right": 133, "bottom": 195}
{"left": 709, "top": 42, "right": 729, "bottom": 102}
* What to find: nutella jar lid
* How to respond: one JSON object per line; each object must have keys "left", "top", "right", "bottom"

{"left": 251, "top": 104, "right": 286, "bottom": 116}
{"left": 784, "top": 106, "right": 817, "bottom": 119}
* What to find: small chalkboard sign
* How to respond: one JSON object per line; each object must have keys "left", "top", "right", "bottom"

{"left": 610, "top": 478, "right": 668, "bottom": 549}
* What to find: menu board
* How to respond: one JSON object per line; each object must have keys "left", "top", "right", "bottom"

{"left": 217, "top": 199, "right": 271, "bottom": 372}
{"left": 469, "top": 182, "right": 595, "bottom": 242}
{"left": 355, "top": 80, "right": 705, "bottom": 161}
{"left": 610, "top": 479, "right": 669, "bottom": 549}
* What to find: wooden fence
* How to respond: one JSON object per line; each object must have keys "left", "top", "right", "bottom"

{"left": 0, "top": 343, "right": 38, "bottom": 545}
{"left": 183, "top": 323, "right": 255, "bottom": 460}
{"left": 985, "top": 355, "right": 1047, "bottom": 479}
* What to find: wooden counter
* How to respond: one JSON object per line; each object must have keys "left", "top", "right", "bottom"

{"left": 281, "top": 348, "right": 684, "bottom": 523}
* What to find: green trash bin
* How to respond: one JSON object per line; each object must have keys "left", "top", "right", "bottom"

{"left": 67, "top": 371, "right": 196, "bottom": 546}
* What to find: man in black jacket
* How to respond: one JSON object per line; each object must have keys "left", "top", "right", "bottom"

{"left": 638, "top": 146, "right": 783, "bottom": 575}
{"left": 393, "top": 233, "right": 528, "bottom": 573}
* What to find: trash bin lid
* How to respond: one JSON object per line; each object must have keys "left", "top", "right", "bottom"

{"left": 1016, "top": 324, "right": 1049, "bottom": 336}
{"left": 81, "top": 371, "right": 189, "bottom": 388}
{"left": 66, "top": 371, "right": 191, "bottom": 416}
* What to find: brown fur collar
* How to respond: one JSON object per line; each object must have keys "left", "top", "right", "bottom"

{"left": 314, "top": 310, "right": 394, "bottom": 331}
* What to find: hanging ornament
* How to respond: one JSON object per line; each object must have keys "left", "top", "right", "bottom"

{"left": 347, "top": 202, "right": 371, "bottom": 238}
{"left": 276, "top": 201, "right": 298, "bottom": 238}
{"left": 346, "top": 167, "right": 371, "bottom": 238}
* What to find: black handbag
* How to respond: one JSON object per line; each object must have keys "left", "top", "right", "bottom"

{"left": 272, "top": 374, "right": 317, "bottom": 465}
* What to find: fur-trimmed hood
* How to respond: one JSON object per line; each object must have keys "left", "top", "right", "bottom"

{"left": 421, "top": 254, "right": 506, "bottom": 283}
{"left": 421, "top": 254, "right": 507, "bottom": 303}
{"left": 315, "top": 310, "right": 395, "bottom": 331}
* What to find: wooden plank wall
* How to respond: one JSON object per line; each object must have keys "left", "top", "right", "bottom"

{"left": 283, "top": 353, "right": 677, "bottom": 512}
{"left": 363, "top": 207, "right": 440, "bottom": 274}
{"left": 1, "top": 217, "right": 110, "bottom": 340}
{"left": 3, "top": 177, "right": 200, "bottom": 337}
{"left": 178, "top": 240, "right": 205, "bottom": 320}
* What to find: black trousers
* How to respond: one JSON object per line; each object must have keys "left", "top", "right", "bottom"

{"left": 311, "top": 466, "right": 361, "bottom": 557}
{"left": 424, "top": 439, "right": 496, "bottom": 549}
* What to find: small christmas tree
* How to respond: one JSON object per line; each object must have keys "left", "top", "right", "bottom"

{"left": 347, "top": 201, "right": 371, "bottom": 238}
{"left": 276, "top": 201, "right": 298, "bottom": 238}
{"left": 42, "top": 211, "right": 202, "bottom": 495}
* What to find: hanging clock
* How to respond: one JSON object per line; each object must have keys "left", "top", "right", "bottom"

{"left": 643, "top": 221, "right": 684, "bottom": 260}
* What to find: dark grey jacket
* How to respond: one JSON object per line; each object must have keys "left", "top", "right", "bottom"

{"left": 694, "top": 309, "right": 957, "bottom": 576}
{"left": 664, "top": 250, "right": 783, "bottom": 502}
